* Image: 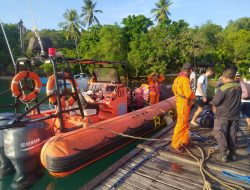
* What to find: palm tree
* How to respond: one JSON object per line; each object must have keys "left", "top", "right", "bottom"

{"left": 58, "top": 9, "right": 82, "bottom": 41}
{"left": 81, "top": 0, "right": 103, "bottom": 28}
{"left": 151, "top": 0, "right": 172, "bottom": 24}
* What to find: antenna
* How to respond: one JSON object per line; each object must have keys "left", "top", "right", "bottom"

{"left": 0, "top": 20, "right": 16, "bottom": 67}
{"left": 75, "top": 38, "right": 83, "bottom": 73}
{"left": 27, "top": 0, "right": 45, "bottom": 56}
{"left": 18, "top": 20, "right": 25, "bottom": 55}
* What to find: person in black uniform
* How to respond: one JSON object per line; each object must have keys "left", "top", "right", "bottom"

{"left": 211, "top": 68, "right": 242, "bottom": 162}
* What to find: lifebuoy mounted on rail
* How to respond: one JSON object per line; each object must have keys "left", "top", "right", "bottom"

{"left": 46, "top": 72, "right": 79, "bottom": 108}
{"left": 11, "top": 71, "right": 42, "bottom": 102}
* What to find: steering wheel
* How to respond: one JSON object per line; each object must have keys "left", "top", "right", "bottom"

{"left": 91, "top": 89, "right": 104, "bottom": 102}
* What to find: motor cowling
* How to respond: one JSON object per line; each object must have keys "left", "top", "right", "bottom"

{"left": 0, "top": 113, "right": 16, "bottom": 179}
{"left": 4, "top": 118, "right": 54, "bottom": 189}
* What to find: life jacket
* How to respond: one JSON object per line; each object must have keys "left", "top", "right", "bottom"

{"left": 148, "top": 74, "right": 165, "bottom": 94}
{"left": 149, "top": 82, "right": 160, "bottom": 94}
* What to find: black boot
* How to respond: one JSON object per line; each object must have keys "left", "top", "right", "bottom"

{"left": 228, "top": 151, "right": 237, "bottom": 161}
{"left": 215, "top": 151, "right": 228, "bottom": 163}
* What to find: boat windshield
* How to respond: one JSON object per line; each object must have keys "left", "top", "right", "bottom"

{"left": 94, "top": 68, "right": 119, "bottom": 83}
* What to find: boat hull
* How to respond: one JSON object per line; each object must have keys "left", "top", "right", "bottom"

{"left": 40, "top": 97, "right": 176, "bottom": 177}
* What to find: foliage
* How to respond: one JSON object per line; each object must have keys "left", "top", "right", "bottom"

{"left": 80, "top": 0, "right": 103, "bottom": 28}
{"left": 151, "top": 0, "right": 172, "bottom": 24}
{"left": 0, "top": 9, "right": 250, "bottom": 79}
{"left": 58, "top": 9, "right": 82, "bottom": 41}
{"left": 122, "top": 15, "right": 153, "bottom": 40}
{"left": 0, "top": 23, "right": 20, "bottom": 76}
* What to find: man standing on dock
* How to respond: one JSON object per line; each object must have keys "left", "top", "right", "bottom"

{"left": 191, "top": 67, "right": 214, "bottom": 126}
{"left": 211, "top": 68, "right": 242, "bottom": 162}
{"left": 171, "top": 63, "right": 195, "bottom": 152}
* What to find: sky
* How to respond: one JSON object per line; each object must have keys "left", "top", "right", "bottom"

{"left": 0, "top": 0, "right": 249, "bottom": 30}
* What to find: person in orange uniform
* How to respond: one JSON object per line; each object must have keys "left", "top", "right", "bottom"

{"left": 148, "top": 72, "right": 165, "bottom": 105}
{"left": 171, "top": 63, "right": 196, "bottom": 152}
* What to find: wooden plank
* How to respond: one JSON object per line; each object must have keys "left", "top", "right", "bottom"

{"left": 112, "top": 163, "right": 166, "bottom": 189}
{"left": 102, "top": 177, "right": 135, "bottom": 190}
{"left": 114, "top": 170, "right": 154, "bottom": 190}
{"left": 121, "top": 159, "right": 201, "bottom": 190}
{"left": 133, "top": 155, "right": 201, "bottom": 175}
{"left": 138, "top": 144, "right": 250, "bottom": 175}
{"left": 82, "top": 121, "right": 175, "bottom": 190}
{"left": 125, "top": 162, "right": 202, "bottom": 190}
{"left": 103, "top": 168, "right": 153, "bottom": 189}
{"left": 139, "top": 162, "right": 204, "bottom": 187}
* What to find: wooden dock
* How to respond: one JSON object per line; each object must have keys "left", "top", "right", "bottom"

{"left": 82, "top": 114, "right": 250, "bottom": 190}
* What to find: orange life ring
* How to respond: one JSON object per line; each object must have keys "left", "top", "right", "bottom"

{"left": 46, "top": 72, "right": 79, "bottom": 108}
{"left": 11, "top": 71, "right": 42, "bottom": 102}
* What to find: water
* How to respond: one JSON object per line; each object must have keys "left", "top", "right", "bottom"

{"left": 0, "top": 78, "right": 143, "bottom": 190}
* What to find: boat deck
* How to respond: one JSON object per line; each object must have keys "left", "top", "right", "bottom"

{"left": 82, "top": 112, "right": 250, "bottom": 190}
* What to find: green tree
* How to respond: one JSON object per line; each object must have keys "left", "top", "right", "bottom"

{"left": 78, "top": 25, "right": 102, "bottom": 58}
{"left": 58, "top": 9, "right": 82, "bottom": 41}
{"left": 96, "top": 25, "right": 128, "bottom": 61}
{"left": 151, "top": 0, "right": 172, "bottom": 24}
{"left": 122, "top": 15, "right": 153, "bottom": 40}
{"left": 199, "top": 20, "right": 223, "bottom": 49}
{"left": 0, "top": 23, "right": 20, "bottom": 75}
{"left": 81, "top": 0, "right": 103, "bottom": 28}
{"left": 225, "top": 17, "right": 250, "bottom": 32}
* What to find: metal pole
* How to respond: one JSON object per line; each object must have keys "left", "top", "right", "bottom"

{"left": 50, "top": 57, "right": 64, "bottom": 132}
{"left": 0, "top": 21, "right": 16, "bottom": 67}
{"left": 18, "top": 20, "right": 25, "bottom": 54}
{"left": 63, "top": 57, "right": 85, "bottom": 119}
{"left": 1, "top": 20, "right": 29, "bottom": 111}
{"left": 75, "top": 38, "right": 83, "bottom": 73}
{"left": 27, "top": 0, "right": 45, "bottom": 56}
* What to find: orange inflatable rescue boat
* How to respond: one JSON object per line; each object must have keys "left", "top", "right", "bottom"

{"left": 40, "top": 97, "right": 175, "bottom": 177}
{"left": 0, "top": 53, "right": 175, "bottom": 190}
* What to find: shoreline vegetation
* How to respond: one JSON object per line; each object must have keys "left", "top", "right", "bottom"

{"left": 0, "top": 0, "right": 249, "bottom": 79}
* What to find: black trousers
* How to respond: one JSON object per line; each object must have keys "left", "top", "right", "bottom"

{"left": 213, "top": 119, "right": 239, "bottom": 153}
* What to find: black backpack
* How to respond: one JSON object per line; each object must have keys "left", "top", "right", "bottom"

{"left": 198, "top": 105, "right": 214, "bottom": 128}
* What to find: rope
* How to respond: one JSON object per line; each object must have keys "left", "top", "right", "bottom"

{"left": 96, "top": 127, "right": 172, "bottom": 142}
{"left": 109, "top": 147, "right": 158, "bottom": 190}
{"left": 221, "top": 171, "right": 250, "bottom": 185}
{"left": 0, "top": 88, "right": 10, "bottom": 96}
{"left": 183, "top": 144, "right": 245, "bottom": 190}
{"left": 190, "top": 132, "right": 218, "bottom": 147}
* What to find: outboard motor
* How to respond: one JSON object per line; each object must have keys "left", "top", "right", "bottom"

{"left": 0, "top": 113, "right": 16, "bottom": 179}
{"left": 4, "top": 117, "right": 54, "bottom": 189}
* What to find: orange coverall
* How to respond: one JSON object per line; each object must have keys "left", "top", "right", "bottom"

{"left": 148, "top": 73, "right": 165, "bottom": 105}
{"left": 171, "top": 72, "right": 195, "bottom": 150}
